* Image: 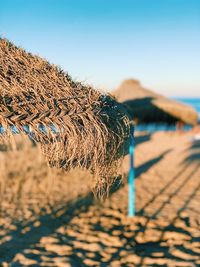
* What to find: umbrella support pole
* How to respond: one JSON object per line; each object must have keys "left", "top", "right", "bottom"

{"left": 128, "top": 127, "right": 135, "bottom": 217}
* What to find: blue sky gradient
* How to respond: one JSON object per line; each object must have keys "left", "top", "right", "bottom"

{"left": 0, "top": 0, "right": 200, "bottom": 96}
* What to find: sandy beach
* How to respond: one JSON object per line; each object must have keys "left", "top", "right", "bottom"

{"left": 0, "top": 131, "right": 199, "bottom": 267}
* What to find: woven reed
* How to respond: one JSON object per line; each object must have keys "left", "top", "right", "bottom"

{"left": 0, "top": 38, "right": 130, "bottom": 197}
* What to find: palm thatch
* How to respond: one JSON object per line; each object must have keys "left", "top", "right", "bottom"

{"left": 112, "top": 79, "right": 198, "bottom": 125}
{"left": 0, "top": 38, "right": 131, "bottom": 197}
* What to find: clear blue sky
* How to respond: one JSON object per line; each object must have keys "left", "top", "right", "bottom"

{"left": 1, "top": 0, "right": 200, "bottom": 96}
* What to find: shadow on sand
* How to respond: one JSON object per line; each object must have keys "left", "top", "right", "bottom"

{"left": 2, "top": 162, "right": 199, "bottom": 266}
{"left": 134, "top": 134, "right": 151, "bottom": 147}
{"left": 184, "top": 140, "right": 200, "bottom": 163}
{"left": 0, "top": 148, "right": 172, "bottom": 265}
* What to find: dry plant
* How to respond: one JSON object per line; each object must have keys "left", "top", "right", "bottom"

{"left": 0, "top": 38, "right": 130, "bottom": 197}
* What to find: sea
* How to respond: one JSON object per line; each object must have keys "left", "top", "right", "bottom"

{"left": 136, "top": 97, "right": 200, "bottom": 132}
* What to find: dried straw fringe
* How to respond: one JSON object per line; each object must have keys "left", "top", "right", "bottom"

{"left": 0, "top": 38, "right": 130, "bottom": 198}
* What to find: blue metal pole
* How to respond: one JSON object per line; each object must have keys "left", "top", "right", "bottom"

{"left": 128, "top": 126, "right": 135, "bottom": 217}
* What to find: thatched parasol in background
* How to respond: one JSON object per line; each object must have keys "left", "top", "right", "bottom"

{"left": 0, "top": 38, "right": 131, "bottom": 197}
{"left": 112, "top": 79, "right": 198, "bottom": 125}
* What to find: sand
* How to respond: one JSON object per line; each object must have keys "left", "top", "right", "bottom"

{"left": 0, "top": 132, "right": 200, "bottom": 266}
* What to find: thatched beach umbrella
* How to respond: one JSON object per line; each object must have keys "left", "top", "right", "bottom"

{"left": 0, "top": 38, "right": 131, "bottom": 196}
{"left": 112, "top": 79, "right": 198, "bottom": 125}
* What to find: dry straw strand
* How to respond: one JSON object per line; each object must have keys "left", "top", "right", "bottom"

{"left": 0, "top": 38, "right": 130, "bottom": 197}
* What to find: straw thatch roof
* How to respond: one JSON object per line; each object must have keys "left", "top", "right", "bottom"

{"left": 112, "top": 79, "right": 198, "bottom": 125}
{"left": 0, "top": 38, "right": 131, "bottom": 196}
